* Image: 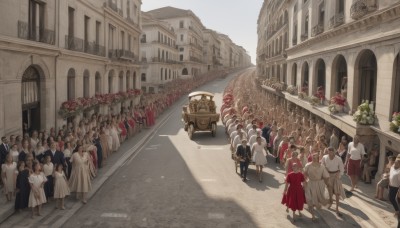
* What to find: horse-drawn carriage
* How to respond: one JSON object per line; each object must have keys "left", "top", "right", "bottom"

{"left": 182, "top": 91, "right": 220, "bottom": 139}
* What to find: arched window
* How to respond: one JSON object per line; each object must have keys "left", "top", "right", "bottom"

{"left": 301, "top": 62, "right": 309, "bottom": 95}
{"left": 182, "top": 68, "right": 188, "bottom": 75}
{"left": 119, "top": 71, "right": 124, "bottom": 92}
{"left": 292, "top": 63, "right": 297, "bottom": 86}
{"left": 315, "top": 59, "right": 326, "bottom": 91}
{"left": 83, "top": 70, "right": 90, "bottom": 98}
{"left": 108, "top": 70, "right": 114, "bottom": 93}
{"left": 133, "top": 71, "right": 137, "bottom": 89}
{"left": 331, "top": 55, "right": 347, "bottom": 98}
{"left": 165, "top": 68, "right": 167, "bottom": 80}
{"left": 67, "top": 68, "right": 76, "bottom": 100}
{"left": 169, "top": 69, "right": 171, "bottom": 79}
{"left": 126, "top": 71, "right": 131, "bottom": 90}
{"left": 95, "top": 72, "right": 101, "bottom": 94}
{"left": 355, "top": 50, "right": 377, "bottom": 106}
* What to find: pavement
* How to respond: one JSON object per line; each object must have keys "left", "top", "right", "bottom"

{"left": 0, "top": 67, "right": 397, "bottom": 228}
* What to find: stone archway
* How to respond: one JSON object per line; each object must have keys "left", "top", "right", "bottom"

{"left": 315, "top": 58, "right": 326, "bottom": 91}
{"left": 301, "top": 61, "right": 309, "bottom": 94}
{"left": 182, "top": 68, "right": 188, "bottom": 75}
{"left": 291, "top": 63, "right": 297, "bottom": 86}
{"left": 21, "top": 66, "right": 42, "bottom": 133}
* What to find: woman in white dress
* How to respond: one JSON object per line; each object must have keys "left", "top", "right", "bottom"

{"left": 104, "top": 122, "right": 113, "bottom": 153}
{"left": 2, "top": 154, "right": 18, "bottom": 201}
{"left": 9, "top": 144, "right": 19, "bottom": 163}
{"left": 252, "top": 136, "right": 268, "bottom": 182}
{"left": 28, "top": 162, "right": 47, "bottom": 217}
{"left": 110, "top": 120, "right": 120, "bottom": 152}
{"left": 69, "top": 145, "right": 92, "bottom": 204}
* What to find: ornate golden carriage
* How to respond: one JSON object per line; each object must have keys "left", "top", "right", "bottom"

{"left": 182, "top": 91, "right": 220, "bottom": 139}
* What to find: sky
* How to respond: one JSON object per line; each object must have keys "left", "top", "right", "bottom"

{"left": 142, "top": 0, "right": 264, "bottom": 64}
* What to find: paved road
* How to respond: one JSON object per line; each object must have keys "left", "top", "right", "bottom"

{"left": 60, "top": 68, "right": 329, "bottom": 228}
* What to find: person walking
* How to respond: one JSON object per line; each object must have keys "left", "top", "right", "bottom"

{"left": 304, "top": 153, "right": 329, "bottom": 220}
{"left": 389, "top": 156, "right": 400, "bottom": 216}
{"left": 236, "top": 138, "right": 251, "bottom": 182}
{"left": 345, "top": 135, "right": 365, "bottom": 191}
{"left": 282, "top": 163, "right": 306, "bottom": 222}
{"left": 252, "top": 136, "right": 268, "bottom": 182}
{"left": 321, "top": 147, "right": 346, "bottom": 216}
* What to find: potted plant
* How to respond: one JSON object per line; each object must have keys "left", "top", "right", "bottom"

{"left": 390, "top": 112, "right": 400, "bottom": 134}
{"left": 353, "top": 100, "right": 376, "bottom": 125}
{"left": 329, "top": 92, "right": 346, "bottom": 113}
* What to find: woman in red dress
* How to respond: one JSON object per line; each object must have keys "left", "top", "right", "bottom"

{"left": 117, "top": 115, "right": 127, "bottom": 142}
{"left": 282, "top": 163, "right": 306, "bottom": 222}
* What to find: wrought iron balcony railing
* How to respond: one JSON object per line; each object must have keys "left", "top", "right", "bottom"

{"left": 84, "top": 41, "right": 105, "bottom": 57}
{"left": 311, "top": 24, "right": 324, "bottom": 37}
{"left": 18, "top": 21, "right": 55, "bottom": 45}
{"left": 329, "top": 12, "right": 345, "bottom": 28}
{"left": 65, "top": 35, "right": 84, "bottom": 52}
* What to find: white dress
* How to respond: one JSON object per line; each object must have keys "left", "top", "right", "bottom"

{"left": 2, "top": 162, "right": 17, "bottom": 194}
{"left": 252, "top": 142, "right": 268, "bottom": 165}
{"left": 110, "top": 126, "right": 120, "bottom": 151}
{"left": 104, "top": 128, "right": 113, "bottom": 151}
{"left": 28, "top": 173, "right": 47, "bottom": 207}
{"left": 53, "top": 171, "right": 70, "bottom": 198}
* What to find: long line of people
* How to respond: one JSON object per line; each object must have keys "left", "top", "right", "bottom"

{"left": 0, "top": 68, "right": 237, "bottom": 219}
{"left": 220, "top": 72, "right": 379, "bottom": 223}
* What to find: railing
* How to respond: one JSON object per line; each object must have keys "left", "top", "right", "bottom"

{"left": 300, "top": 33, "right": 308, "bottom": 42}
{"left": 350, "top": 0, "right": 377, "bottom": 20}
{"left": 190, "top": 56, "right": 203, "bottom": 63}
{"left": 65, "top": 35, "right": 84, "bottom": 52}
{"left": 104, "top": 0, "right": 118, "bottom": 13}
{"left": 152, "top": 57, "right": 162, "bottom": 62}
{"left": 118, "top": 49, "right": 135, "bottom": 60}
{"left": 84, "top": 41, "right": 105, "bottom": 56}
{"left": 189, "top": 42, "right": 202, "bottom": 51}
{"left": 311, "top": 24, "right": 324, "bottom": 37}
{"left": 18, "top": 21, "right": 55, "bottom": 45}
{"left": 329, "top": 12, "right": 345, "bottom": 28}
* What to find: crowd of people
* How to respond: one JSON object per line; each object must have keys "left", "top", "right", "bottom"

{"left": 222, "top": 71, "right": 396, "bottom": 223}
{"left": 0, "top": 68, "right": 236, "bottom": 218}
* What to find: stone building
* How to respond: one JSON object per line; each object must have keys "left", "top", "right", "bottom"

{"left": 203, "top": 29, "right": 222, "bottom": 71}
{"left": 140, "top": 12, "right": 181, "bottom": 93}
{"left": 146, "top": 7, "right": 206, "bottom": 77}
{"left": 257, "top": 0, "right": 400, "bottom": 176}
{"left": 0, "top": 0, "right": 142, "bottom": 136}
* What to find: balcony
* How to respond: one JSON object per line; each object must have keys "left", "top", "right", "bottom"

{"left": 65, "top": 35, "right": 84, "bottom": 52}
{"left": 350, "top": 0, "right": 377, "bottom": 20}
{"left": 300, "top": 33, "right": 308, "bottom": 42}
{"left": 84, "top": 41, "right": 105, "bottom": 57}
{"left": 118, "top": 49, "right": 135, "bottom": 60}
{"left": 190, "top": 56, "right": 203, "bottom": 63}
{"left": 189, "top": 42, "right": 202, "bottom": 51}
{"left": 104, "top": 0, "right": 118, "bottom": 13}
{"left": 311, "top": 24, "right": 324, "bottom": 37}
{"left": 329, "top": 12, "right": 345, "bottom": 28}
{"left": 18, "top": 21, "right": 55, "bottom": 45}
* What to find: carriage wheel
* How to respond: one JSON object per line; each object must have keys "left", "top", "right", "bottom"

{"left": 188, "top": 124, "right": 194, "bottom": 140}
{"left": 211, "top": 123, "right": 216, "bottom": 137}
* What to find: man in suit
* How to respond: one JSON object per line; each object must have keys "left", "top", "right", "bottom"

{"left": 0, "top": 136, "right": 9, "bottom": 165}
{"left": 43, "top": 141, "right": 65, "bottom": 167}
{"left": 236, "top": 138, "right": 252, "bottom": 182}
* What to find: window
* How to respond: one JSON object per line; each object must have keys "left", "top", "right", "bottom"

{"left": 158, "top": 32, "right": 160, "bottom": 42}
{"left": 179, "top": 21, "right": 184, "bottom": 28}
{"left": 141, "top": 73, "right": 146, "bottom": 82}
{"left": 393, "top": 53, "right": 400, "bottom": 114}
{"left": 119, "top": 72, "right": 124, "bottom": 92}
{"left": 95, "top": 21, "right": 101, "bottom": 44}
{"left": 180, "top": 54, "right": 183, "bottom": 61}
{"left": 68, "top": 7, "right": 75, "bottom": 37}
{"left": 109, "top": 24, "right": 115, "bottom": 50}
{"left": 180, "top": 34, "right": 184, "bottom": 41}
{"left": 128, "top": 34, "right": 131, "bottom": 51}
{"left": 121, "top": 31, "right": 125, "bottom": 51}
{"left": 67, "top": 68, "right": 76, "bottom": 101}
{"left": 127, "top": 0, "right": 131, "bottom": 18}
{"left": 108, "top": 71, "right": 114, "bottom": 93}
{"left": 337, "top": 0, "right": 344, "bottom": 14}
{"left": 179, "top": 47, "right": 184, "bottom": 52}
{"left": 28, "top": 0, "right": 45, "bottom": 41}
{"left": 84, "top": 16, "right": 90, "bottom": 51}
{"left": 126, "top": 71, "right": 131, "bottom": 90}
{"left": 165, "top": 69, "right": 167, "bottom": 80}
{"left": 318, "top": 1, "right": 325, "bottom": 25}
{"left": 95, "top": 72, "right": 101, "bottom": 94}
{"left": 304, "top": 13, "right": 309, "bottom": 37}
{"left": 294, "top": 3, "right": 298, "bottom": 13}
{"left": 160, "top": 68, "right": 163, "bottom": 80}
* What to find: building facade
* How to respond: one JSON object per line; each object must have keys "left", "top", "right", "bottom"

{"left": 257, "top": 0, "right": 400, "bottom": 176}
{"left": 203, "top": 29, "right": 222, "bottom": 71}
{"left": 0, "top": 0, "right": 142, "bottom": 136}
{"left": 140, "top": 12, "right": 181, "bottom": 93}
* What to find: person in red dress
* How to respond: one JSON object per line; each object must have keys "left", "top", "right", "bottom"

{"left": 282, "top": 162, "right": 306, "bottom": 222}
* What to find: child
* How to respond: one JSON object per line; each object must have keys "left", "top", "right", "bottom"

{"left": 28, "top": 162, "right": 47, "bottom": 217}
{"left": 15, "top": 161, "right": 30, "bottom": 211}
{"left": 53, "top": 163, "right": 70, "bottom": 209}
{"left": 43, "top": 155, "right": 54, "bottom": 200}
{"left": 2, "top": 154, "right": 18, "bottom": 201}
{"left": 10, "top": 144, "right": 19, "bottom": 163}
{"left": 281, "top": 163, "right": 306, "bottom": 222}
